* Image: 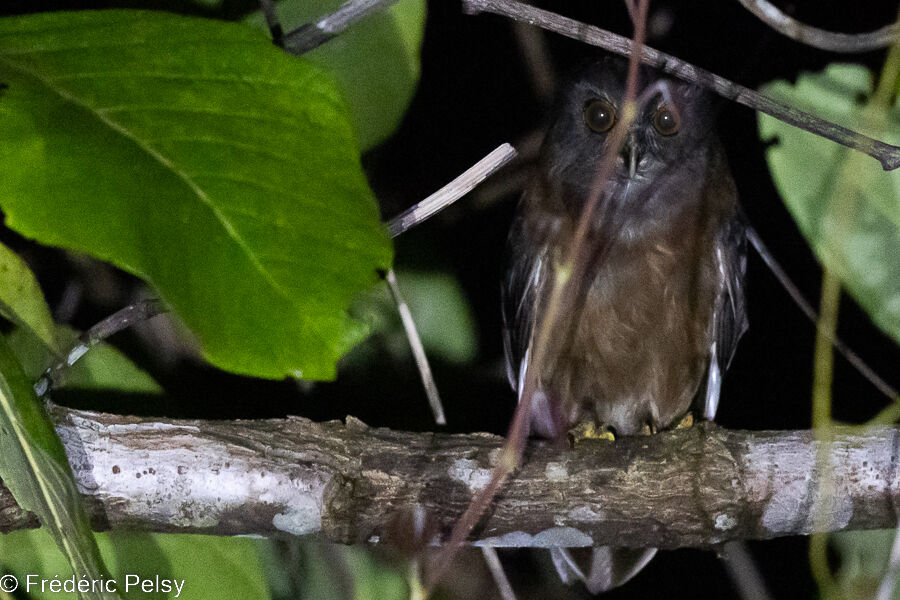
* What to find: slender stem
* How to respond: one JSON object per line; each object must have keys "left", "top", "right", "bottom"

{"left": 747, "top": 228, "right": 898, "bottom": 402}
{"left": 511, "top": 21, "right": 556, "bottom": 103}
{"left": 808, "top": 271, "right": 840, "bottom": 597}
{"left": 384, "top": 269, "right": 446, "bottom": 425}
{"left": 718, "top": 542, "right": 774, "bottom": 600}
{"left": 386, "top": 144, "right": 518, "bottom": 237}
{"left": 481, "top": 547, "right": 518, "bottom": 600}
{"left": 461, "top": 0, "right": 900, "bottom": 171}
{"left": 283, "top": 0, "right": 399, "bottom": 55}
{"left": 34, "top": 298, "right": 168, "bottom": 398}
{"left": 812, "top": 273, "right": 841, "bottom": 431}
{"left": 737, "top": 0, "right": 899, "bottom": 53}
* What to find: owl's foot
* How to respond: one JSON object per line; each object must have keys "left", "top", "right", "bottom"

{"left": 569, "top": 422, "right": 616, "bottom": 443}
{"left": 675, "top": 413, "right": 694, "bottom": 429}
{"left": 638, "top": 422, "right": 659, "bottom": 436}
{"left": 638, "top": 413, "right": 694, "bottom": 435}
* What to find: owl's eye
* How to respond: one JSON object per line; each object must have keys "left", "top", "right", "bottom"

{"left": 653, "top": 105, "right": 679, "bottom": 135}
{"left": 584, "top": 99, "right": 616, "bottom": 133}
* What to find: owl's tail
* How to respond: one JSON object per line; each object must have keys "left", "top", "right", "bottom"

{"left": 549, "top": 546, "right": 657, "bottom": 594}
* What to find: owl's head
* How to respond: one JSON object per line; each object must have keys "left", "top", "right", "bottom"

{"left": 542, "top": 56, "right": 720, "bottom": 204}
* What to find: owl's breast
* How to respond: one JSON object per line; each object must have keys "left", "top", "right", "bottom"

{"left": 549, "top": 216, "right": 720, "bottom": 435}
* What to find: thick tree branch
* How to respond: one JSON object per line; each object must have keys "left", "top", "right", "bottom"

{"left": 0, "top": 404, "right": 898, "bottom": 549}
{"left": 462, "top": 0, "right": 900, "bottom": 171}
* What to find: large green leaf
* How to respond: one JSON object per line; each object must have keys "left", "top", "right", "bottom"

{"left": 0, "top": 530, "right": 271, "bottom": 600}
{"left": 759, "top": 64, "right": 900, "bottom": 345}
{"left": 0, "top": 241, "right": 58, "bottom": 353}
{"left": 0, "top": 11, "right": 393, "bottom": 381}
{"left": 0, "top": 333, "right": 116, "bottom": 599}
{"left": 245, "top": 0, "right": 426, "bottom": 151}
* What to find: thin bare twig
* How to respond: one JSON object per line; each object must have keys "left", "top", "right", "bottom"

{"left": 33, "top": 298, "right": 168, "bottom": 398}
{"left": 381, "top": 145, "right": 518, "bottom": 425}
{"left": 718, "top": 542, "right": 774, "bottom": 600}
{"left": 461, "top": 0, "right": 900, "bottom": 171}
{"left": 747, "top": 228, "right": 899, "bottom": 402}
{"left": 283, "top": 0, "right": 399, "bottom": 55}
{"left": 481, "top": 547, "right": 518, "bottom": 600}
{"left": 384, "top": 269, "right": 446, "bottom": 425}
{"left": 737, "top": 0, "right": 899, "bottom": 53}
{"left": 386, "top": 143, "right": 518, "bottom": 237}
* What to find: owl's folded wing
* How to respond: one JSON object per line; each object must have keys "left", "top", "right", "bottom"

{"left": 704, "top": 210, "right": 749, "bottom": 420}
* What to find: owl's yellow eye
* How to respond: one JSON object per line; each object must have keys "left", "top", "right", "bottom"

{"left": 653, "top": 105, "right": 679, "bottom": 135}
{"left": 584, "top": 99, "right": 616, "bottom": 133}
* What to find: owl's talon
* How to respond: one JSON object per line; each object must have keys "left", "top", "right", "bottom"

{"left": 569, "top": 422, "right": 616, "bottom": 443}
{"left": 638, "top": 422, "right": 659, "bottom": 436}
{"left": 675, "top": 413, "right": 695, "bottom": 429}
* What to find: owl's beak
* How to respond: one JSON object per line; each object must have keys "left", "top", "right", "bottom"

{"left": 620, "top": 132, "right": 639, "bottom": 179}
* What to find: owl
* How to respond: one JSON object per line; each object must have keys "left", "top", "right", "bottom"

{"left": 501, "top": 56, "right": 748, "bottom": 591}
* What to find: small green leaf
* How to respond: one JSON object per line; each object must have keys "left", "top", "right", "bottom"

{"left": 7, "top": 325, "right": 162, "bottom": 394}
{"left": 0, "top": 332, "right": 116, "bottom": 599}
{"left": 0, "top": 241, "right": 58, "bottom": 353}
{"left": 245, "top": 0, "right": 426, "bottom": 151}
{"left": 0, "top": 11, "right": 393, "bottom": 381}
{"left": 759, "top": 64, "right": 900, "bottom": 345}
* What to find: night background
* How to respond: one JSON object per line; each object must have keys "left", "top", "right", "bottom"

{"left": 1, "top": 0, "right": 899, "bottom": 598}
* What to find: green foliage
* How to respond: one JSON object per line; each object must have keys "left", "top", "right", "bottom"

{"left": 0, "top": 241, "right": 58, "bottom": 353}
{"left": 257, "top": 541, "right": 407, "bottom": 600}
{"left": 759, "top": 64, "right": 900, "bottom": 345}
{"left": 0, "top": 333, "right": 116, "bottom": 599}
{"left": 0, "top": 529, "right": 272, "bottom": 600}
{"left": 244, "top": 0, "right": 426, "bottom": 151}
{"left": 0, "top": 10, "right": 393, "bottom": 381}
{"left": 351, "top": 270, "right": 479, "bottom": 365}
{"left": 0, "top": 6, "right": 422, "bottom": 599}
{"left": 828, "top": 529, "right": 899, "bottom": 600}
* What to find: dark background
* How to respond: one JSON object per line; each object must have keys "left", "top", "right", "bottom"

{"left": 2, "top": 0, "right": 900, "bottom": 598}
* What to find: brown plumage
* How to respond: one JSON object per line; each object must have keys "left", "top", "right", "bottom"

{"left": 501, "top": 56, "right": 747, "bottom": 590}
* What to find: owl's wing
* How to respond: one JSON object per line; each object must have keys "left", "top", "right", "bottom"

{"left": 501, "top": 204, "right": 545, "bottom": 392}
{"left": 703, "top": 211, "right": 748, "bottom": 420}
{"left": 501, "top": 200, "right": 567, "bottom": 438}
